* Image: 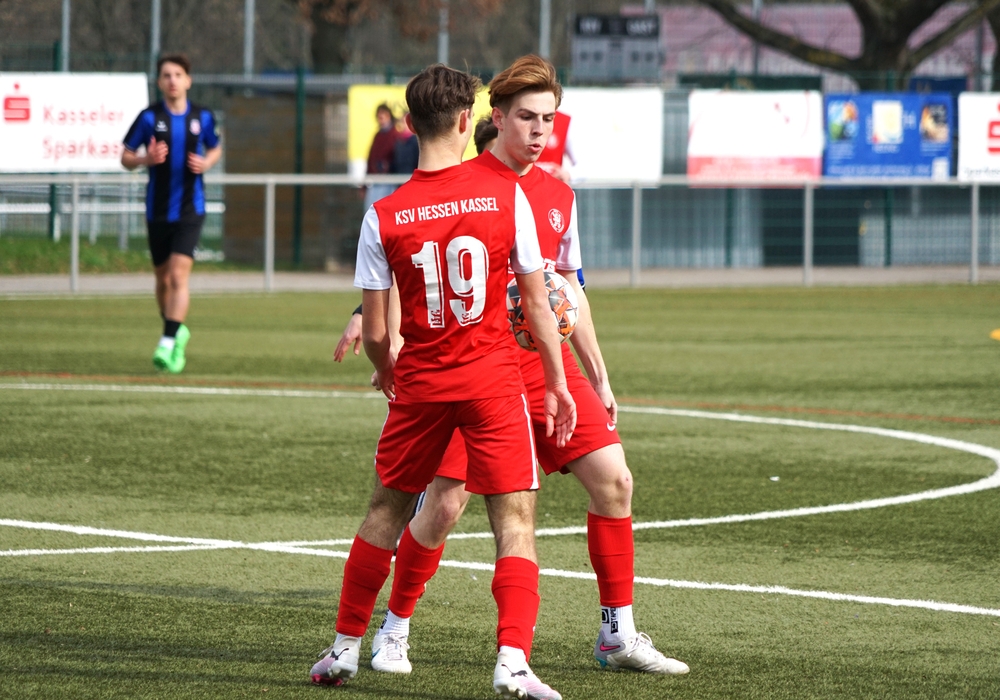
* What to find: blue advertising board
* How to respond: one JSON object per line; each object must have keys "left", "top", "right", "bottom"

{"left": 824, "top": 93, "right": 953, "bottom": 179}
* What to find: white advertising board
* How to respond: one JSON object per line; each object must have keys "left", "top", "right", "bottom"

{"left": 958, "top": 93, "right": 1000, "bottom": 182}
{"left": 0, "top": 73, "right": 149, "bottom": 172}
{"left": 687, "top": 90, "right": 824, "bottom": 180}
{"left": 558, "top": 87, "right": 663, "bottom": 183}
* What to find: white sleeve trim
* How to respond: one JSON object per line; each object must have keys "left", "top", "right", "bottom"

{"left": 353, "top": 206, "right": 393, "bottom": 290}
{"left": 555, "top": 194, "right": 582, "bottom": 271}
{"left": 510, "top": 183, "right": 543, "bottom": 274}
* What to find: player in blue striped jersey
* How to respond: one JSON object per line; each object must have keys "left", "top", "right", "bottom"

{"left": 122, "top": 53, "right": 222, "bottom": 374}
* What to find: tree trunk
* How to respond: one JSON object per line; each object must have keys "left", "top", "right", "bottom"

{"left": 310, "top": 4, "right": 350, "bottom": 73}
{"left": 990, "top": 9, "right": 1000, "bottom": 91}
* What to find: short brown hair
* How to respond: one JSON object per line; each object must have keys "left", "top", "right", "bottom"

{"left": 405, "top": 64, "right": 480, "bottom": 140}
{"left": 474, "top": 115, "right": 498, "bottom": 154}
{"left": 157, "top": 53, "right": 191, "bottom": 76}
{"left": 488, "top": 55, "right": 562, "bottom": 111}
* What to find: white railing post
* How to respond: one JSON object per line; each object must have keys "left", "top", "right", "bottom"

{"left": 630, "top": 184, "right": 642, "bottom": 288}
{"left": 264, "top": 177, "right": 275, "bottom": 292}
{"left": 803, "top": 183, "right": 814, "bottom": 287}
{"left": 118, "top": 173, "right": 129, "bottom": 251}
{"left": 970, "top": 183, "right": 980, "bottom": 285}
{"left": 88, "top": 191, "right": 99, "bottom": 244}
{"left": 70, "top": 178, "right": 80, "bottom": 293}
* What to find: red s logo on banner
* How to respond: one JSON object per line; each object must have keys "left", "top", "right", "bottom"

{"left": 3, "top": 83, "right": 30, "bottom": 122}
{"left": 988, "top": 104, "right": 1000, "bottom": 154}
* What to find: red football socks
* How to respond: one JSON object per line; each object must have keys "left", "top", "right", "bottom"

{"left": 335, "top": 536, "right": 394, "bottom": 637}
{"left": 387, "top": 525, "right": 445, "bottom": 617}
{"left": 492, "top": 556, "right": 540, "bottom": 660}
{"left": 587, "top": 512, "right": 635, "bottom": 608}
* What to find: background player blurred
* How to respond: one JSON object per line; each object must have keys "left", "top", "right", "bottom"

{"left": 122, "top": 54, "right": 221, "bottom": 374}
{"left": 310, "top": 63, "right": 575, "bottom": 700}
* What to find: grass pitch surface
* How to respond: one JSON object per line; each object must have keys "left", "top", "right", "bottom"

{"left": 2, "top": 285, "right": 999, "bottom": 699}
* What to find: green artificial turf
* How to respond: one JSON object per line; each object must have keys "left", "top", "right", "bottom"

{"left": 1, "top": 285, "right": 999, "bottom": 699}
{"left": 0, "top": 235, "right": 249, "bottom": 274}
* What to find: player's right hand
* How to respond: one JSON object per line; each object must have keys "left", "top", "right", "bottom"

{"left": 591, "top": 379, "right": 618, "bottom": 426}
{"left": 375, "top": 365, "right": 395, "bottom": 400}
{"left": 544, "top": 383, "right": 576, "bottom": 448}
{"left": 334, "top": 314, "right": 363, "bottom": 362}
{"left": 147, "top": 136, "right": 168, "bottom": 166}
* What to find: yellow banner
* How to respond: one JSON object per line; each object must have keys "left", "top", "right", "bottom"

{"left": 347, "top": 84, "right": 492, "bottom": 177}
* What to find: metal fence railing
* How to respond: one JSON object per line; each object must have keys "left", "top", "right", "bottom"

{"left": 0, "top": 173, "right": 992, "bottom": 292}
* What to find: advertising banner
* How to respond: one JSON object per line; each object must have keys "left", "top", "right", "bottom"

{"left": 557, "top": 87, "right": 663, "bottom": 183}
{"left": 347, "top": 84, "right": 491, "bottom": 180}
{"left": 958, "top": 93, "right": 1000, "bottom": 182}
{"left": 687, "top": 90, "right": 823, "bottom": 180}
{"left": 824, "top": 92, "right": 953, "bottom": 179}
{"left": 347, "top": 85, "right": 663, "bottom": 184}
{"left": 0, "top": 73, "right": 149, "bottom": 172}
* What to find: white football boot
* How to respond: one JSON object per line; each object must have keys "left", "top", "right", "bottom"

{"left": 594, "top": 630, "right": 690, "bottom": 675}
{"left": 492, "top": 650, "right": 562, "bottom": 700}
{"left": 370, "top": 631, "right": 412, "bottom": 674}
{"left": 310, "top": 636, "right": 361, "bottom": 686}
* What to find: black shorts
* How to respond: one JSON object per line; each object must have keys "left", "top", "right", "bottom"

{"left": 147, "top": 216, "right": 204, "bottom": 267}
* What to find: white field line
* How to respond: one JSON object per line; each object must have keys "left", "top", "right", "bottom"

{"left": 0, "top": 519, "right": 355, "bottom": 558}
{"left": 448, "top": 407, "right": 1000, "bottom": 540}
{"left": 430, "top": 560, "right": 1000, "bottom": 617}
{"left": 4, "top": 524, "right": 998, "bottom": 617}
{"left": 3, "top": 545, "right": 229, "bottom": 556}
{"left": 0, "top": 383, "right": 382, "bottom": 400}
{"left": 5, "top": 383, "right": 1000, "bottom": 616}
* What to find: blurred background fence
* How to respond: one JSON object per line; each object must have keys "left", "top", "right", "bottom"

{"left": 1, "top": 174, "right": 993, "bottom": 292}
{"left": 3, "top": 1, "right": 1000, "bottom": 282}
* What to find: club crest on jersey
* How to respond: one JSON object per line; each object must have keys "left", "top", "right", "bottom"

{"left": 548, "top": 208, "right": 565, "bottom": 233}
{"left": 189, "top": 119, "right": 201, "bottom": 135}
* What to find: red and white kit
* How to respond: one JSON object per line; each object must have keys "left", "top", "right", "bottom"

{"left": 436, "top": 151, "right": 622, "bottom": 480}
{"left": 354, "top": 161, "right": 544, "bottom": 495}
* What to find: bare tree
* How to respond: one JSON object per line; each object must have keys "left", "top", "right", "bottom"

{"left": 289, "top": 0, "right": 506, "bottom": 73}
{"left": 695, "top": 0, "right": 1000, "bottom": 89}
{"left": 988, "top": 4, "right": 1000, "bottom": 90}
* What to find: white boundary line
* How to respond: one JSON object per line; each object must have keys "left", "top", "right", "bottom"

{"left": 0, "top": 383, "right": 383, "bottom": 400}
{"left": 3, "top": 382, "right": 1000, "bottom": 617}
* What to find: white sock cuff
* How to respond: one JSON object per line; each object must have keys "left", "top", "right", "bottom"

{"left": 601, "top": 604, "right": 636, "bottom": 640}
{"left": 498, "top": 646, "right": 527, "bottom": 664}
{"left": 378, "top": 610, "right": 411, "bottom": 637}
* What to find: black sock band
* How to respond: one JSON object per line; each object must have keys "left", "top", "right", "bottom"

{"left": 164, "top": 320, "right": 181, "bottom": 338}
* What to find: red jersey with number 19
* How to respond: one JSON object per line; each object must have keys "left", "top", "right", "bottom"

{"left": 354, "top": 161, "right": 543, "bottom": 403}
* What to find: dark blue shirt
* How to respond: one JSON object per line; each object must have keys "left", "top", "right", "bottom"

{"left": 123, "top": 101, "right": 219, "bottom": 223}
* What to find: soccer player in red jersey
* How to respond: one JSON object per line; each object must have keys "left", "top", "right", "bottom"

{"left": 364, "top": 56, "right": 690, "bottom": 677}
{"left": 310, "top": 64, "right": 575, "bottom": 700}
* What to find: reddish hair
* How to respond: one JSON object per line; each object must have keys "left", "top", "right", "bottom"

{"left": 488, "top": 55, "right": 562, "bottom": 111}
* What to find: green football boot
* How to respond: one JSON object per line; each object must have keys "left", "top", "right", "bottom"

{"left": 152, "top": 343, "right": 173, "bottom": 371}
{"left": 168, "top": 324, "right": 191, "bottom": 374}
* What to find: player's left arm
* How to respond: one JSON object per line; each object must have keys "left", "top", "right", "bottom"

{"left": 560, "top": 270, "right": 617, "bottom": 426}
{"left": 362, "top": 288, "right": 394, "bottom": 399}
{"left": 555, "top": 194, "right": 617, "bottom": 424}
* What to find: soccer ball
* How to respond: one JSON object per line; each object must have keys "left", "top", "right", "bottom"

{"left": 506, "top": 270, "right": 579, "bottom": 351}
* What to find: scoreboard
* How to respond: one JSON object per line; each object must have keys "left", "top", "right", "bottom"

{"left": 572, "top": 14, "right": 661, "bottom": 83}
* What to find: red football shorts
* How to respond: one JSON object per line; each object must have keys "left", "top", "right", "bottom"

{"left": 436, "top": 368, "right": 621, "bottom": 480}
{"left": 375, "top": 393, "right": 539, "bottom": 495}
